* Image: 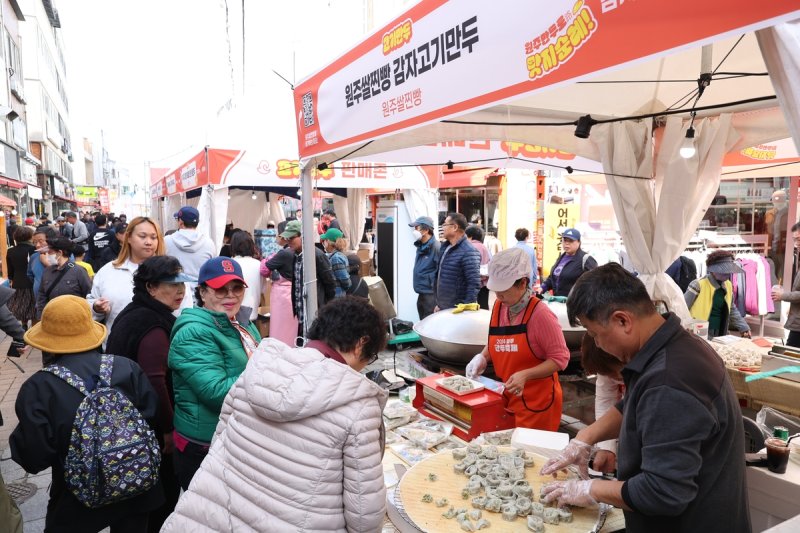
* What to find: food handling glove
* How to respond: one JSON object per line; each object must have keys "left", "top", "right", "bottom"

{"left": 465, "top": 353, "right": 487, "bottom": 380}
{"left": 541, "top": 479, "right": 597, "bottom": 507}
{"left": 539, "top": 439, "right": 594, "bottom": 479}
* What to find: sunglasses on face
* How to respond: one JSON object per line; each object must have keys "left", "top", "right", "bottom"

{"left": 208, "top": 284, "right": 246, "bottom": 298}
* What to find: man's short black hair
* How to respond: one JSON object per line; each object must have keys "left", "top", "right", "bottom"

{"left": 446, "top": 212, "right": 468, "bottom": 231}
{"left": 792, "top": 221, "right": 800, "bottom": 233}
{"left": 567, "top": 263, "right": 656, "bottom": 326}
{"left": 323, "top": 209, "right": 336, "bottom": 217}
{"left": 515, "top": 228, "right": 529, "bottom": 242}
{"left": 95, "top": 214, "right": 107, "bottom": 227}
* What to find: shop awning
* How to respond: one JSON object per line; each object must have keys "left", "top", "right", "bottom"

{"left": 52, "top": 195, "right": 77, "bottom": 205}
{"left": 0, "top": 176, "right": 24, "bottom": 189}
{"left": 0, "top": 193, "right": 16, "bottom": 207}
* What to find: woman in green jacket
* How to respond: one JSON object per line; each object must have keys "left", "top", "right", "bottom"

{"left": 168, "top": 256, "right": 261, "bottom": 490}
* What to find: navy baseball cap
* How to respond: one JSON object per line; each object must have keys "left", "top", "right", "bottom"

{"left": 561, "top": 228, "right": 581, "bottom": 241}
{"left": 198, "top": 257, "right": 247, "bottom": 289}
{"left": 174, "top": 206, "right": 200, "bottom": 225}
{"left": 408, "top": 216, "right": 434, "bottom": 229}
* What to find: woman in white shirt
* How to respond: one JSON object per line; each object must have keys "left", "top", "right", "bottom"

{"left": 230, "top": 231, "right": 264, "bottom": 321}
{"left": 88, "top": 217, "right": 166, "bottom": 336}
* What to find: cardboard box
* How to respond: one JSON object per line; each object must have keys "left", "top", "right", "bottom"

{"left": 360, "top": 258, "right": 372, "bottom": 277}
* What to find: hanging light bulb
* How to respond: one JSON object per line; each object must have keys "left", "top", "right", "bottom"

{"left": 679, "top": 126, "right": 696, "bottom": 159}
{"left": 251, "top": 190, "right": 257, "bottom": 200}
{"left": 297, "top": 188, "right": 303, "bottom": 197}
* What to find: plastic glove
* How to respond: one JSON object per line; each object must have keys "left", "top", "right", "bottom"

{"left": 539, "top": 439, "right": 594, "bottom": 479}
{"left": 541, "top": 479, "right": 597, "bottom": 507}
{"left": 452, "top": 302, "right": 480, "bottom": 314}
{"left": 465, "top": 353, "right": 487, "bottom": 380}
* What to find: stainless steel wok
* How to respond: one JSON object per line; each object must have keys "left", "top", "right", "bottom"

{"left": 412, "top": 300, "right": 586, "bottom": 363}
{"left": 542, "top": 300, "right": 586, "bottom": 349}
{"left": 413, "top": 308, "right": 490, "bottom": 363}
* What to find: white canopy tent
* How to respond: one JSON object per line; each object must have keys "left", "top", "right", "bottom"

{"left": 293, "top": 0, "right": 800, "bottom": 322}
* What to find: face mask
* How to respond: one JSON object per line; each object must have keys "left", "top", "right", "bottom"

{"left": 46, "top": 254, "right": 58, "bottom": 266}
{"left": 412, "top": 230, "right": 423, "bottom": 242}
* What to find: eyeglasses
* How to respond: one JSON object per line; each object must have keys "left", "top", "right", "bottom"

{"left": 208, "top": 284, "right": 246, "bottom": 298}
{"left": 366, "top": 352, "right": 380, "bottom": 365}
{"left": 441, "top": 223, "right": 456, "bottom": 228}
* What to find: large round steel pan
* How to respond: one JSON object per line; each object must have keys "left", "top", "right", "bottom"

{"left": 413, "top": 308, "right": 490, "bottom": 363}
{"left": 542, "top": 300, "right": 586, "bottom": 349}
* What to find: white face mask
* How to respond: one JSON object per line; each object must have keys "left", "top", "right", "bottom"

{"left": 412, "top": 230, "right": 423, "bottom": 242}
{"left": 46, "top": 254, "right": 58, "bottom": 266}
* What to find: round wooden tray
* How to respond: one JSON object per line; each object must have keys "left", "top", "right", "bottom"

{"left": 397, "top": 447, "right": 620, "bottom": 532}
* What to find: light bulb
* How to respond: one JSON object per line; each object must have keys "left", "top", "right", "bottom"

{"left": 679, "top": 127, "right": 696, "bottom": 159}
{"left": 297, "top": 188, "right": 302, "bottom": 196}
{"left": 251, "top": 191, "right": 257, "bottom": 200}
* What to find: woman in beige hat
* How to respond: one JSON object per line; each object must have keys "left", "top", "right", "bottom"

{"left": 466, "top": 247, "right": 570, "bottom": 431}
{"left": 10, "top": 295, "right": 163, "bottom": 532}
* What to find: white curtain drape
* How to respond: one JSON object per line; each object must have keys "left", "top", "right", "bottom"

{"left": 332, "top": 189, "right": 367, "bottom": 252}
{"left": 402, "top": 188, "right": 439, "bottom": 233}
{"left": 196, "top": 185, "right": 229, "bottom": 251}
{"left": 757, "top": 19, "right": 800, "bottom": 153}
{"left": 268, "top": 193, "right": 286, "bottom": 224}
{"left": 594, "top": 115, "right": 738, "bottom": 322}
{"left": 226, "top": 189, "right": 271, "bottom": 236}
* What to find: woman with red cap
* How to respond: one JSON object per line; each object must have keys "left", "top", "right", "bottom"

{"left": 168, "top": 256, "right": 261, "bottom": 490}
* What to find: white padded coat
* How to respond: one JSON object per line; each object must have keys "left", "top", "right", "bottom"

{"left": 161, "top": 338, "right": 389, "bottom": 532}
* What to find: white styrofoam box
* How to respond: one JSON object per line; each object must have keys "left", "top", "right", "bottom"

{"left": 511, "top": 428, "right": 569, "bottom": 451}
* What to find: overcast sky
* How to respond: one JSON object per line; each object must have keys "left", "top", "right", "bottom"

{"left": 57, "top": 0, "right": 410, "bottom": 185}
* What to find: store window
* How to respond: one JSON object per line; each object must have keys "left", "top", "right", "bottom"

{"left": 700, "top": 177, "right": 791, "bottom": 235}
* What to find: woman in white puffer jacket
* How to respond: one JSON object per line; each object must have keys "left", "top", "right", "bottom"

{"left": 161, "top": 296, "right": 389, "bottom": 533}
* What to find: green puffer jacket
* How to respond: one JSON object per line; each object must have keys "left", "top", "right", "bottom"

{"left": 169, "top": 307, "right": 261, "bottom": 443}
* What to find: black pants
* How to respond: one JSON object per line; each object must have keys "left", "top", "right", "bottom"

{"left": 174, "top": 441, "right": 210, "bottom": 491}
{"left": 788, "top": 330, "right": 800, "bottom": 348}
{"left": 417, "top": 293, "right": 436, "bottom": 320}
{"left": 147, "top": 453, "right": 180, "bottom": 533}
{"left": 477, "top": 287, "right": 490, "bottom": 310}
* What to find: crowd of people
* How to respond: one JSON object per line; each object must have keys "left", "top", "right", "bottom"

{"left": 0, "top": 205, "right": 375, "bottom": 532}
{"left": 0, "top": 203, "right": 797, "bottom": 532}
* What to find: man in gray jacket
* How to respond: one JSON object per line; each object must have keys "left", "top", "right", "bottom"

{"left": 65, "top": 212, "right": 88, "bottom": 252}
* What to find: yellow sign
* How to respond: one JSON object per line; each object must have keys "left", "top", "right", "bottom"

{"left": 542, "top": 204, "right": 579, "bottom": 278}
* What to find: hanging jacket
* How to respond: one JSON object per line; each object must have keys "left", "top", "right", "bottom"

{"left": 168, "top": 306, "right": 260, "bottom": 443}
{"left": 161, "top": 338, "right": 388, "bottom": 533}
{"left": 435, "top": 235, "right": 481, "bottom": 309}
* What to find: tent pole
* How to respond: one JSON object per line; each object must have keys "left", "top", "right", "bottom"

{"left": 300, "top": 162, "right": 318, "bottom": 338}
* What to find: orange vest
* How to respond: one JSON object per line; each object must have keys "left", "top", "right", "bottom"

{"left": 489, "top": 297, "right": 562, "bottom": 431}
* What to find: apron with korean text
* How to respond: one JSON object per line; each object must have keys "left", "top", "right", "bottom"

{"left": 489, "top": 297, "right": 562, "bottom": 431}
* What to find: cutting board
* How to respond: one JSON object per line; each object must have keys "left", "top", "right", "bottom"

{"left": 397, "top": 447, "right": 623, "bottom": 532}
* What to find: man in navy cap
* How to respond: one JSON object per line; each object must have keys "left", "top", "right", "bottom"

{"left": 538, "top": 228, "right": 597, "bottom": 298}
{"left": 409, "top": 215, "right": 441, "bottom": 319}
{"left": 165, "top": 206, "right": 216, "bottom": 307}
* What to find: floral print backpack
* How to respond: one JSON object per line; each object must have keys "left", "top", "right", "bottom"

{"left": 43, "top": 354, "right": 161, "bottom": 508}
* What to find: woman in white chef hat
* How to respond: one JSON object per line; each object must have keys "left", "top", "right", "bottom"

{"left": 467, "top": 247, "right": 570, "bottom": 430}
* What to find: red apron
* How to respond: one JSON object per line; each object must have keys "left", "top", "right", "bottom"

{"left": 489, "top": 297, "right": 562, "bottom": 431}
